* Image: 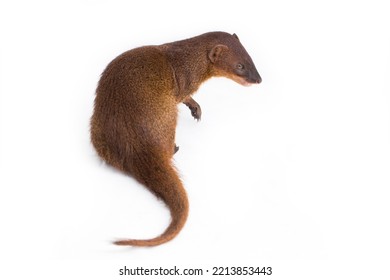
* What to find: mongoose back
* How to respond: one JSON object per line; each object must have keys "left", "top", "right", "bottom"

{"left": 90, "top": 31, "right": 261, "bottom": 247}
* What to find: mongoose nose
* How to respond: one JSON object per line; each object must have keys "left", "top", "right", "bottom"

{"left": 255, "top": 76, "right": 262, "bottom": 84}
{"left": 251, "top": 71, "right": 262, "bottom": 84}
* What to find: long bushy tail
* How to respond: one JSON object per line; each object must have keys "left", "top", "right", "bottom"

{"left": 114, "top": 151, "right": 189, "bottom": 247}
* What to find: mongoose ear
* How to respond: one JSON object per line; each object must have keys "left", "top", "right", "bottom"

{"left": 233, "top": 33, "right": 239, "bottom": 40}
{"left": 208, "top": 44, "right": 229, "bottom": 63}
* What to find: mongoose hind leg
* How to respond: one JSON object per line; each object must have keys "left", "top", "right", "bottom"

{"left": 183, "top": 97, "right": 202, "bottom": 121}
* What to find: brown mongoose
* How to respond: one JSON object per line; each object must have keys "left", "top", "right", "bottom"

{"left": 90, "top": 31, "right": 261, "bottom": 247}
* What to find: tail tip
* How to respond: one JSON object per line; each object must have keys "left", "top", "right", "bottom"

{"left": 113, "top": 239, "right": 133, "bottom": 246}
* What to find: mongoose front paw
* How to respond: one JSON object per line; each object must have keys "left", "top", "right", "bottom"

{"left": 183, "top": 97, "right": 202, "bottom": 121}
{"left": 190, "top": 105, "right": 202, "bottom": 121}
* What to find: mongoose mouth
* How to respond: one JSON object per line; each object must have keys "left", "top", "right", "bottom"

{"left": 234, "top": 75, "right": 261, "bottom": 87}
{"left": 241, "top": 80, "right": 254, "bottom": 87}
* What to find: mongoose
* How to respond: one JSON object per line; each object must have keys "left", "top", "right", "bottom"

{"left": 90, "top": 31, "right": 261, "bottom": 247}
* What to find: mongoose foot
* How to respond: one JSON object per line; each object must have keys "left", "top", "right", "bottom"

{"left": 174, "top": 145, "right": 180, "bottom": 154}
{"left": 183, "top": 97, "right": 202, "bottom": 121}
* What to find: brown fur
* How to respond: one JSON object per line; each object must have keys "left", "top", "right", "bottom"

{"left": 90, "top": 31, "right": 261, "bottom": 247}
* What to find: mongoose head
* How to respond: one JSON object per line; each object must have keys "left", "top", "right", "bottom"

{"left": 209, "top": 33, "right": 262, "bottom": 86}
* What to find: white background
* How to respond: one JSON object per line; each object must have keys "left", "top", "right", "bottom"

{"left": 1, "top": 0, "right": 389, "bottom": 279}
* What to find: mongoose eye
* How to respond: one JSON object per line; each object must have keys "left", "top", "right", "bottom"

{"left": 236, "top": 63, "right": 244, "bottom": 70}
